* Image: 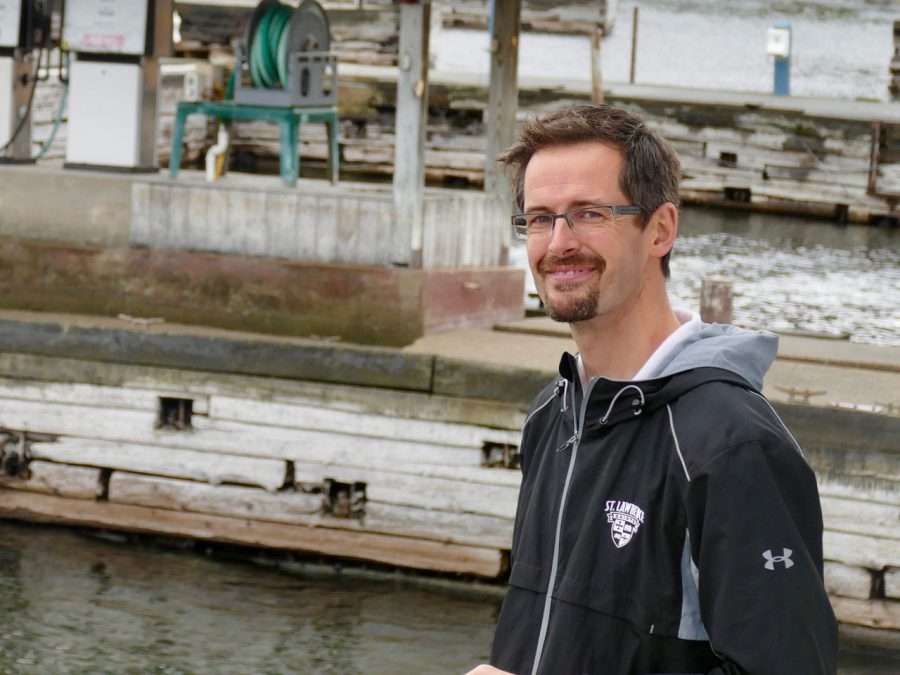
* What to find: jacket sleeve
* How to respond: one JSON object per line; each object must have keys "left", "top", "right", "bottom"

{"left": 684, "top": 438, "right": 838, "bottom": 675}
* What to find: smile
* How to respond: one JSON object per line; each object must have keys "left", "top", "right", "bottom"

{"left": 546, "top": 267, "right": 595, "bottom": 283}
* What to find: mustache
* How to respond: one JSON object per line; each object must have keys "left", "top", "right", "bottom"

{"left": 538, "top": 254, "right": 605, "bottom": 274}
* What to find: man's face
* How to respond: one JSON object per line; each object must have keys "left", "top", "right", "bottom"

{"left": 524, "top": 141, "right": 656, "bottom": 324}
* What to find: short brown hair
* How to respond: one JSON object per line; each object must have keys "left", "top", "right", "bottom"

{"left": 499, "top": 105, "right": 681, "bottom": 277}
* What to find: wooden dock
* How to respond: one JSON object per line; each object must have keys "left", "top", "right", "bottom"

{"left": 0, "top": 310, "right": 897, "bottom": 645}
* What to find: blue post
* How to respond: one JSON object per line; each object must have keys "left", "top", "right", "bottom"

{"left": 772, "top": 22, "right": 791, "bottom": 96}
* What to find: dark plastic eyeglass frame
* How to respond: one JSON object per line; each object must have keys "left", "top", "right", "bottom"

{"left": 511, "top": 204, "right": 643, "bottom": 239}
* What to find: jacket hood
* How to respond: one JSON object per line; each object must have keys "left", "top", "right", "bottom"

{"left": 556, "top": 323, "right": 778, "bottom": 429}
{"left": 653, "top": 323, "right": 778, "bottom": 392}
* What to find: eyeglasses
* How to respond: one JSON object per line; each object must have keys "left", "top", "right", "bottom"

{"left": 511, "top": 204, "right": 643, "bottom": 239}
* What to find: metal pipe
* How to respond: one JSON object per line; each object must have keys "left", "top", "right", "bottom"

{"left": 629, "top": 7, "right": 638, "bottom": 84}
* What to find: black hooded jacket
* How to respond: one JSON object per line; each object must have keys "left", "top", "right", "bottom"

{"left": 491, "top": 326, "right": 838, "bottom": 675}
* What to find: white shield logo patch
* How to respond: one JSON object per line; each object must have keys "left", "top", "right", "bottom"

{"left": 605, "top": 500, "right": 645, "bottom": 549}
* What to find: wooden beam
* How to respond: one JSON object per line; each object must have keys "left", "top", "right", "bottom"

{"left": 484, "top": 0, "right": 521, "bottom": 265}
{"left": 0, "top": 461, "right": 101, "bottom": 499}
{"left": 29, "top": 437, "right": 288, "bottom": 492}
{"left": 108, "top": 472, "right": 513, "bottom": 549}
{"left": 830, "top": 596, "right": 900, "bottom": 631}
{"left": 0, "top": 490, "right": 506, "bottom": 577}
{"left": 392, "top": 1, "right": 431, "bottom": 267}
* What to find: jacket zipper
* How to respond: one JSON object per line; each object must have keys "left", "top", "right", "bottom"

{"left": 529, "top": 377, "right": 595, "bottom": 675}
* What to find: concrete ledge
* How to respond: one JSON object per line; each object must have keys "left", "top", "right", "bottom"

{"left": 0, "top": 164, "right": 132, "bottom": 246}
{"left": 432, "top": 356, "right": 551, "bottom": 404}
{"left": 0, "top": 313, "right": 434, "bottom": 392}
{"left": 777, "top": 402, "right": 900, "bottom": 455}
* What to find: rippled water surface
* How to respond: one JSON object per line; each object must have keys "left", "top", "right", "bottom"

{"left": 1, "top": 522, "right": 898, "bottom": 674}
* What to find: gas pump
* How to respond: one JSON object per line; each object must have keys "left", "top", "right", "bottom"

{"left": 62, "top": 0, "right": 171, "bottom": 170}
{"left": 0, "top": 0, "right": 51, "bottom": 161}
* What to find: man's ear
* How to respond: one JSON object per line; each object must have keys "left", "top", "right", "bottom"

{"left": 648, "top": 202, "right": 678, "bottom": 260}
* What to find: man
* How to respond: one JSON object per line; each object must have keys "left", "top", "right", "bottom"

{"left": 466, "top": 106, "right": 837, "bottom": 675}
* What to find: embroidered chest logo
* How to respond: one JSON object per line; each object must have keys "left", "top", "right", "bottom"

{"left": 605, "top": 500, "right": 645, "bottom": 548}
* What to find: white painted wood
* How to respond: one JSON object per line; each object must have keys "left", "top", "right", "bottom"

{"left": 824, "top": 531, "right": 900, "bottom": 570}
{"left": 830, "top": 596, "right": 900, "bottom": 631}
{"left": 192, "top": 416, "right": 486, "bottom": 469}
{"left": 392, "top": 1, "right": 430, "bottom": 267}
{"left": 821, "top": 495, "right": 900, "bottom": 541}
{"left": 0, "top": 397, "right": 158, "bottom": 438}
{"left": 207, "top": 394, "right": 520, "bottom": 448}
{"left": 0, "top": 396, "right": 492, "bottom": 470}
{"left": 885, "top": 567, "right": 900, "bottom": 600}
{"left": 0, "top": 460, "right": 100, "bottom": 499}
{"left": 292, "top": 460, "right": 518, "bottom": 519}
{"left": 30, "top": 437, "right": 288, "bottom": 492}
{"left": 108, "top": 472, "right": 513, "bottom": 548}
{"left": 818, "top": 477, "right": 900, "bottom": 507}
{"left": 0, "top": 377, "right": 210, "bottom": 414}
{"left": 824, "top": 561, "right": 873, "bottom": 600}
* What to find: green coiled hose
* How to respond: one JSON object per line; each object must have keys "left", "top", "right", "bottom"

{"left": 249, "top": 2, "right": 294, "bottom": 89}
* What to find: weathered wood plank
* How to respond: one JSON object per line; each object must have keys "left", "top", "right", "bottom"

{"left": 886, "top": 567, "right": 900, "bottom": 601}
{"left": 392, "top": 1, "right": 430, "bottom": 267}
{"left": 193, "top": 415, "right": 485, "bottom": 467}
{"left": 821, "top": 495, "right": 900, "bottom": 542}
{"left": 109, "top": 472, "right": 513, "bottom": 548}
{"left": 207, "top": 394, "right": 521, "bottom": 448}
{"left": 29, "top": 438, "right": 288, "bottom": 492}
{"left": 818, "top": 476, "right": 899, "bottom": 507}
{"left": 292, "top": 460, "right": 518, "bottom": 519}
{"left": 824, "top": 531, "right": 900, "bottom": 570}
{"left": 0, "top": 352, "right": 526, "bottom": 430}
{"left": 0, "top": 490, "right": 505, "bottom": 577}
{"left": 830, "top": 596, "right": 900, "bottom": 631}
{"left": 0, "top": 396, "right": 490, "bottom": 469}
{"left": 0, "top": 377, "right": 210, "bottom": 414}
{"left": 0, "top": 460, "right": 100, "bottom": 499}
{"left": 824, "top": 561, "right": 873, "bottom": 600}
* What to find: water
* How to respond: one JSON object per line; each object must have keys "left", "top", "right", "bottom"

{"left": 511, "top": 205, "right": 900, "bottom": 345}
{"left": 0, "top": 522, "right": 897, "bottom": 674}
{"left": 434, "top": 0, "right": 897, "bottom": 101}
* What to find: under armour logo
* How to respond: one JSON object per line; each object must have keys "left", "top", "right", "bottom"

{"left": 762, "top": 548, "right": 794, "bottom": 570}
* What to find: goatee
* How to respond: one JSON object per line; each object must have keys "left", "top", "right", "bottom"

{"left": 539, "top": 254, "right": 605, "bottom": 323}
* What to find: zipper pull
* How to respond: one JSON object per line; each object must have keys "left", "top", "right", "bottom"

{"left": 556, "top": 433, "right": 577, "bottom": 452}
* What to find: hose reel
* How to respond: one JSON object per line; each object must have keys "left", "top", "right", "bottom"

{"left": 233, "top": 0, "right": 337, "bottom": 108}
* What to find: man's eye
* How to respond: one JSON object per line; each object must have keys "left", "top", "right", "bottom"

{"left": 575, "top": 208, "right": 609, "bottom": 222}
{"left": 529, "top": 214, "right": 554, "bottom": 227}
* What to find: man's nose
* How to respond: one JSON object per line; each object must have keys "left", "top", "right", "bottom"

{"left": 547, "top": 215, "right": 579, "bottom": 255}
